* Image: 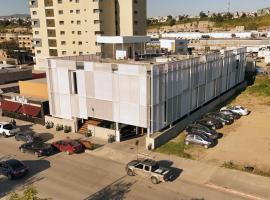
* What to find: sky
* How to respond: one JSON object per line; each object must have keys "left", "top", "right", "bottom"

{"left": 0, "top": 0, "right": 269, "bottom": 17}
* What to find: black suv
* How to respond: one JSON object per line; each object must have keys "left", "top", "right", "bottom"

{"left": 20, "top": 142, "right": 53, "bottom": 157}
{"left": 0, "top": 159, "right": 28, "bottom": 180}
{"left": 205, "top": 113, "right": 234, "bottom": 125}
{"left": 186, "top": 124, "right": 219, "bottom": 140}
{"left": 196, "top": 117, "right": 223, "bottom": 130}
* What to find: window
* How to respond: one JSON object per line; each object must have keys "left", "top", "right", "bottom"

{"left": 32, "top": 11, "right": 37, "bottom": 15}
{"left": 58, "top": 0, "right": 62, "bottom": 3}
{"left": 73, "top": 51, "right": 76, "bottom": 54}
{"left": 62, "top": 51, "right": 67, "bottom": 55}
{"left": 72, "top": 71, "right": 78, "bottom": 94}
{"left": 78, "top": 41, "right": 82, "bottom": 45}
{"left": 75, "top": 0, "right": 79, "bottom": 2}
{"left": 76, "top": 10, "right": 80, "bottom": 14}
{"left": 59, "top": 21, "right": 64, "bottom": 25}
{"left": 72, "top": 41, "right": 75, "bottom": 44}
{"left": 78, "top": 31, "right": 82, "bottom": 35}
{"left": 79, "top": 52, "right": 83, "bottom": 55}
{"left": 59, "top": 10, "right": 63, "bottom": 14}
{"left": 72, "top": 31, "right": 75, "bottom": 34}
{"left": 61, "top": 41, "right": 66, "bottom": 45}
{"left": 70, "top": 10, "right": 73, "bottom": 13}
{"left": 77, "top": 20, "right": 81, "bottom": 25}
{"left": 71, "top": 20, "right": 74, "bottom": 24}
{"left": 144, "top": 166, "right": 150, "bottom": 171}
{"left": 34, "top": 31, "right": 39, "bottom": 35}
{"left": 60, "top": 31, "right": 65, "bottom": 35}
{"left": 135, "top": 164, "right": 143, "bottom": 169}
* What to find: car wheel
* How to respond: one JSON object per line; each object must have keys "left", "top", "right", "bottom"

{"left": 3, "top": 133, "right": 7, "bottom": 138}
{"left": 15, "top": 137, "right": 19, "bottom": 141}
{"left": 127, "top": 169, "right": 134, "bottom": 176}
{"left": 185, "top": 141, "right": 189, "bottom": 145}
{"left": 151, "top": 177, "right": 159, "bottom": 184}
{"left": 34, "top": 152, "right": 39, "bottom": 157}
{"left": 204, "top": 144, "right": 209, "bottom": 149}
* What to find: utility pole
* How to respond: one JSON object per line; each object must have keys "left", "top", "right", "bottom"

{"left": 227, "top": 0, "right": 231, "bottom": 13}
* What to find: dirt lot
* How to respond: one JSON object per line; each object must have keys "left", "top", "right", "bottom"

{"left": 185, "top": 79, "right": 270, "bottom": 170}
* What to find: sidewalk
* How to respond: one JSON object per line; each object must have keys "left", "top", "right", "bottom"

{"left": 86, "top": 140, "right": 270, "bottom": 200}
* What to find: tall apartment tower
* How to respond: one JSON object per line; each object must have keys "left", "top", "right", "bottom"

{"left": 29, "top": 0, "right": 147, "bottom": 69}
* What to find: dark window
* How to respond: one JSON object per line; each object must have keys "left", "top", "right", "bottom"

{"left": 135, "top": 164, "right": 143, "bottom": 169}
{"left": 73, "top": 72, "right": 78, "bottom": 94}
{"left": 144, "top": 166, "right": 150, "bottom": 171}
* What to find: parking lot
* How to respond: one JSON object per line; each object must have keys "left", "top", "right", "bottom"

{"left": 185, "top": 92, "right": 270, "bottom": 170}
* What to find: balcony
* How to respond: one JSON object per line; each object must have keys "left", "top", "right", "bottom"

{"left": 48, "top": 39, "right": 57, "bottom": 47}
{"left": 33, "top": 39, "right": 42, "bottom": 47}
{"left": 29, "top": 0, "right": 38, "bottom": 8}
{"left": 47, "top": 29, "right": 56, "bottom": 37}
{"left": 44, "top": 0, "right": 53, "bottom": 7}
{"left": 45, "top": 9, "right": 54, "bottom": 17}
{"left": 32, "top": 19, "right": 40, "bottom": 28}
{"left": 46, "top": 19, "right": 55, "bottom": 27}
{"left": 49, "top": 49, "right": 58, "bottom": 57}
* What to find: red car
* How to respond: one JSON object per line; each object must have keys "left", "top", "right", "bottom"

{"left": 52, "top": 140, "right": 84, "bottom": 155}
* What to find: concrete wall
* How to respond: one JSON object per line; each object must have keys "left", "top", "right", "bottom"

{"left": 146, "top": 82, "right": 247, "bottom": 149}
{"left": 88, "top": 124, "right": 116, "bottom": 141}
{"left": 45, "top": 115, "right": 77, "bottom": 132}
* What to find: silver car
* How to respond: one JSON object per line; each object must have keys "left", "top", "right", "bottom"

{"left": 185, "top": 133, "right": 215, "bottom": 149}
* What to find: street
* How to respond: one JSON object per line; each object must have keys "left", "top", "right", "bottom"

{"left": 0, "top": 136, "right": 248, "bottom": 200}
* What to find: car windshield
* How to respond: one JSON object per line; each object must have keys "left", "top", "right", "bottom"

{"left": 151, "top": 164, "right": 159, "bottom": 172}
{"left": 7, "top": 160, "right": 24, "bottom": 169}
{"left": 199, "top": 134, "right": 209, "bottom": 140}
{"left": 3, "top": 124, "right": 13, "bottom": 130}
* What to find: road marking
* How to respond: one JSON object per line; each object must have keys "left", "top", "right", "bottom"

{"left": 204, "top": 182, "right": 266, "bottom": 200}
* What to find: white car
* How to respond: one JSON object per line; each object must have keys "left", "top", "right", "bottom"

{"left": 0, "top": 122, "right": 20, "bottom": 137}
{"left": 220, "top": 106, "right": 250, "bottom": 116}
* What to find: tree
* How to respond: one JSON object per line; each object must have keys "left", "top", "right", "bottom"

{"left": 199, "top": 11, "right": 208, "bottom": 19}
{"left": 8, "top": 186, "right": 51, "bottom": 200}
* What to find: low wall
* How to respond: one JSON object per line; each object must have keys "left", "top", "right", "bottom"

{"left": 146, "top": 82, "right": 247, "bottom": 150}
{"left": 88, "top": 125, "right": 116, "bottom": 141}
{"left": 45, "top": 116, "right": 77, "bottom": 132}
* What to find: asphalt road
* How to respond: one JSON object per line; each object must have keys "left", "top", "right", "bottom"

{"left": 0, "top": 136, "right": 246, "bottom": 200}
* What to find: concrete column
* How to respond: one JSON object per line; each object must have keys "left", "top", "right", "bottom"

{"left": 115, "top": 122, "right": 120, "bottom": 142}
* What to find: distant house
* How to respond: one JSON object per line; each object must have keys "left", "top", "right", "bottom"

{"left": 257, "top": 7, "right": 270, "bottom": 16}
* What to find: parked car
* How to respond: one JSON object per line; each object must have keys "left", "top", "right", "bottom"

{"left": 221, "top": 106, "right": 250, "bottom": 116}
{"left": 188, "top": 126, "right": 219, "bottom": 140}
{"left": 126, "top": 159, "right": 175, "bottom": 184}
{"left": 0, "top": 122, "right": 20, "bottom": 137}
{"left": 196, "top": 117, "right": 223, "bottom": 130}
{"left": 52, "top": 140, "right": 84, "bottom": 155}
{"left": 185, "top": 133, "right": 215, "bottom": 149}
{"left": 205, "top": 113, "right": 234, "bottom": 125}
{"left": 15, "top": 132, "right": 43, "bottom": 143}
{"left": 76, "top": 139, "right": 95, "bottom": 150}
{"left": 19, "top": 142, "right": 53, "bottom": 157}
{"left": 0, "top": 159, "right": 28, "bottom": 180}
{"left": 219, "top": 110, "right": 241, "bottom": 120}
{"left": 186, "top": 124, "right": 217, "bottom": 134}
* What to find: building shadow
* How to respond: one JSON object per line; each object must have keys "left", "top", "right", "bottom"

{"left": 84, "top": 180, "right": 135, "bottom": 200}
{"left": 0, "top": 159, "right": 50, "bottom": 198}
